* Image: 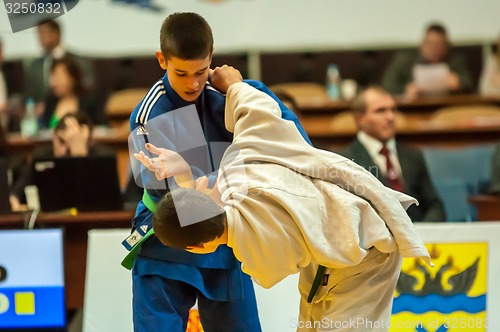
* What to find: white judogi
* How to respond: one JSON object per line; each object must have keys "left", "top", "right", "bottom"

{"left": 218, "top": 82, "right": 431, "bottom": 331}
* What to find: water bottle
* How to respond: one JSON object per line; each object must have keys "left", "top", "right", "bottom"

{"left": 326, "top": 64, "right": 341, "bottom": 100}
{"left": 20, "top": 98, "right": 39, "bottom": 137}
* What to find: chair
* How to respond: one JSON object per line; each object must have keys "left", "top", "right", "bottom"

{"left": 422, "top": 144, "right": 496, "bottom": 221}
{"left": 272, "top": 90, "right": 300, "bottom": 113}
{"left": 433, "top": 180, "right": 472, "bottom": 222}
{"left": 269, "top": 83, "right": 329, "bottom": 109}
{"left": 327, "top": 111, "right": 408, "bottom": 134}
{"left": 430, "top": 104, "right": 500, "bottom": 126}
{"left": 329, "top": 111, "right": 356, "bottom": 133}
{"left": 467, "top": 144, "right": 497, "bottom": 193}
{"left": 104, "top": 88, "right": 149, "bottom": 189}
{"left": 105, "top": 88, "right": 149, "bottom": 132}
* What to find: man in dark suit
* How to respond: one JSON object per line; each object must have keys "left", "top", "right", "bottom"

{"left": 337, "top": 86, "right": 446, "bottom": 222}
{"left": 0, "top": 38, "right": 8, "bottom": 129}
{"left": 24, "top": 20, "right": 94, "bottom": 102}
{"left": 0, "top": 38, "right": 24, "bottom": 132}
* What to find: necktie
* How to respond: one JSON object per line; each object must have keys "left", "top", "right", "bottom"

{"left": 379, "top": 145, "right": 404, "bottom": 192}
{"left": 43, "top": 55, "right": 53, "bottom": 88}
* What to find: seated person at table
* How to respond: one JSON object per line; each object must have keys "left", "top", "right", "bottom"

{"left": 337, "top": 86, "right": 446, "bottom": 222}
{"left": 135, "top": 66, "right": 431, "bottom": 331}
{"left": 9, "top": 112, "right": 113, "bottom": 210}
{"left": 479, "top": 31, "right": 500, "bottom": 96}
{"left": 382, "top": 22, "right": 473, "bottom": 99}
{"left": 39, "top": 56, "right": 105, "bottom": 129}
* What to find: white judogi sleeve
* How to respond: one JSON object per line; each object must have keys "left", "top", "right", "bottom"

{"left": 219, "top": 82, "right": 431, "bottom": 282}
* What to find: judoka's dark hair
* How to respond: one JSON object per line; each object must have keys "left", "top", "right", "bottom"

{"left": 159, "top": 12, "right": 213, "bottom": 60}
{"left": 153, "top": 188, "right": 226, "bottom": 249}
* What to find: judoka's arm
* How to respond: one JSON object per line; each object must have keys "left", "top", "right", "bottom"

{"left": 209, "top": 65, "right": 243, "bottom": 93}
{"left": 244, "top": 80, "right": 312, "bottom": 145}
{"left": 194, "top": 176, "right": 225, "bottom": 208}
{"left": 134, "top": 143, "right": 195, "bottom": 189}
{"left": 210, "top": 65, "right": 282, "bottom": 135}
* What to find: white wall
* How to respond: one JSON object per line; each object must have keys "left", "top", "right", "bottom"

{"left": 1, "top": 0, "right": 500, "bottom": 59}
{"left": 83, "top": 229, "right": 301, "bottom": 332}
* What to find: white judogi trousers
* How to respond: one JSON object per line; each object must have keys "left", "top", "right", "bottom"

{"left": 297, "top": 248, "right": 402, "bottom": 332}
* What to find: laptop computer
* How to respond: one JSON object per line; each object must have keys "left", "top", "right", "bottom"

{"left": 33, "top": 155, "right": 123, "bottom": 212}
{"left": 0, "top": 158, "right": 11, "bottom": 214}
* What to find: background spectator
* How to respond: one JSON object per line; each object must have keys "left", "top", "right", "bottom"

{"left": 40, "top": 56, "right": 106, "bottom": 129}
{"left": 382, "top": 22, "right": 473, "bottom": 99}
{"left": 479, "top": 32, "right": 500, "bottom": 96}
{"left": 336, "top": 86, "right": 446, "bottom": 222}
{"left": 0, "top": 39, "right": 7, "bottom": 130}
{"left": 0, "top": 120, "right": 5, "bottom": 157}
{"left": 9, "top": 112, "right": 114, "bottom": 210}
{"left": 0, "top": 38, "right": 25, "bottom": 133}
{"left": 24, "top": 20, "right": 95, "bottom": 103}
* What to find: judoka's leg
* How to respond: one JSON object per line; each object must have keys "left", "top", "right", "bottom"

{"left": 297, "top": 248, "right": 401, "bottom": 332}
{"left": 197, "top": 272, "right": 262, "bottom": 332}
{"left": 132, "top": 267, "right": 197, "bottom": 332}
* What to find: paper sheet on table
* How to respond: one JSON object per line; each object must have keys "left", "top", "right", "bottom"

{"left": 413, "top": 63, "right": 450, "bottom": 92}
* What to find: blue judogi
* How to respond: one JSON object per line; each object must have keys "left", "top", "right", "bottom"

{"left": 126, "top": 73, "right": 311, "bottom": 332}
